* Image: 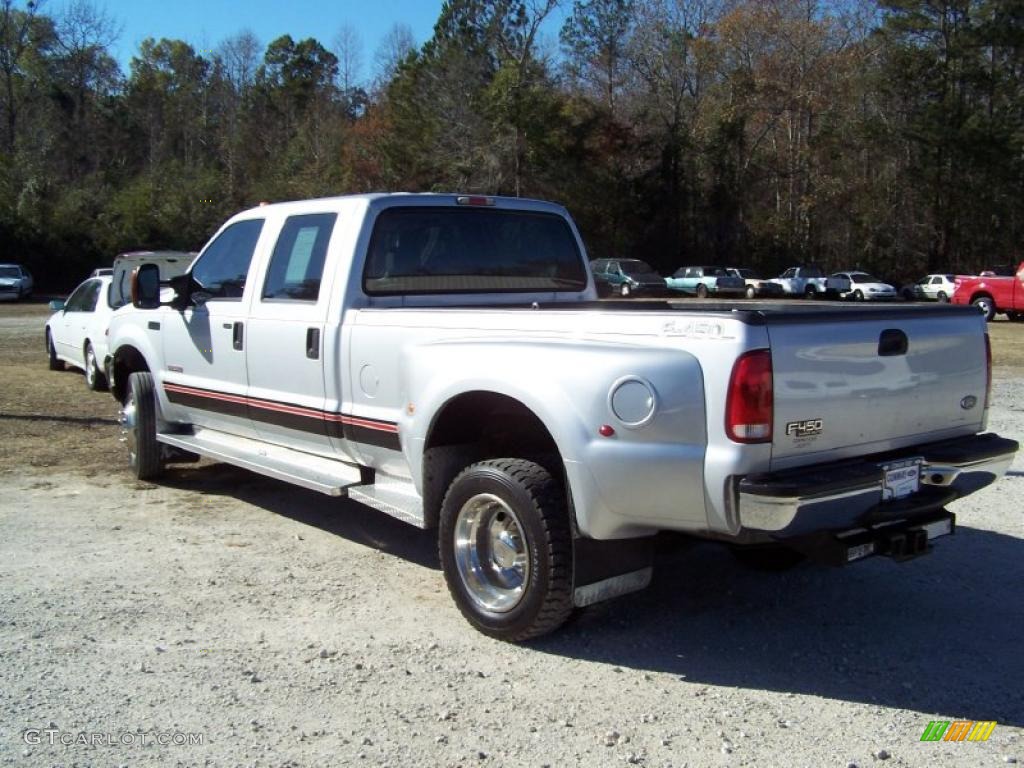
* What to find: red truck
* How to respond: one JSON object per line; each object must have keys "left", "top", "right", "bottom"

{"left": 951, "top": 262, "right": 1024, "bottom": 321}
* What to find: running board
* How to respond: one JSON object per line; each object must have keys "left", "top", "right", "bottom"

{"left": 347, "top": 477, "right": 425, "bottom": 528}
{"left": 157, "top": 429, "right": 363, "bottom": 496}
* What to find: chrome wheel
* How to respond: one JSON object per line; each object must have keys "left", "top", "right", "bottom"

{"left": 453, "top": 493, "right": 531, "bottom": 613}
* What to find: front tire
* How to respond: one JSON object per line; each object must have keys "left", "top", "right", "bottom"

{"left": 121, "top": 372, "right": 164, "bottom": 480}
{"left": 852, "top": 289, "right": 864, "bottom": 301}
{"left": 439, "top": 459, "right": 573, "bottom": 642}
{"left": 46, "top": 331, "right": 64, "bottom": 371}
{"left": 972, "top": 295, "right": 996, "bottom": 322}
{"left": 804, "top": 286, "right": 817, "bottom": 299}
{"left": 745, "top": 285, "right": 756, "bottom": 299}
{"left": 84, "top": 342, "right": 107, "bottom": 391}
{"left": 620, "top": 283, "right": 631, "bottom": 297}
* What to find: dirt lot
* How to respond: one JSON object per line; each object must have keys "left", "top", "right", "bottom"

{"left": 1, "top": 301, "right": 1022, "bottom": 768}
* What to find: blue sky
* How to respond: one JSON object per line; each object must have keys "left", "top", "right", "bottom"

{"left": 96, "top": 0, "right": 568, "bottom": 82}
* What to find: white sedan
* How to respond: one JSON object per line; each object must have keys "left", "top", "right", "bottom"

{"left": 827, "top": 271, "right": 897, "bottom": 301}
{"left": 45, "top": 275, "right": 115, "bottom": 391}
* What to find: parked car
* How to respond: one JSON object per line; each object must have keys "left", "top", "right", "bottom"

{"left": 901, "top": 274, "right": 956, "bottom": 302}
{"left": 107, "top": 192, "right": 1017, "bottom": 641}
{"left": 665, "top": 265, "right": 746, "bottom": 298}
{"left": 827, "top": 272, "right": 898, "bottom": 301}
{"left": 0, "top": 263, "right": 34, "bottom": 300}
{"left": 766, "top": 266, "right": 829, "bottom": 297}
{"left": 727, "top": 268, "right": 786, "bottom": 299}
{"left": 951, "top": 261, "right": 1024, "bottom": 321}
{"left": 45, "top": 274, "right": 114, "bottom": 391}
{"left": 590, "top": 258, "right": 666, "bottom": 297}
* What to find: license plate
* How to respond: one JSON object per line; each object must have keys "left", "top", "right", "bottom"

{"left": 882, "top": 459, "right": 921, "bottom": 501}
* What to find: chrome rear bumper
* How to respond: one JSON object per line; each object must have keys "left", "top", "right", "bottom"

{"left": 737, "top": 433, "right": 1018, "bottom": 536}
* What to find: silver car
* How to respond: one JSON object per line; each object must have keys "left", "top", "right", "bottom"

{"left": 0, "top": 263, "right": 34, "bottom": 300}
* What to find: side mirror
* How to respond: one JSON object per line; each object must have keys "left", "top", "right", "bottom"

{"left": 131, "top": 263, "right": 161, "bottom": 309}
{"left": 48, "top": 299, "right": 65, "bottom": 311}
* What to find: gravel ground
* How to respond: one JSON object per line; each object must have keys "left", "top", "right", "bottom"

{"left": 0, "top": 305, "right": 1022, "bottom": 768}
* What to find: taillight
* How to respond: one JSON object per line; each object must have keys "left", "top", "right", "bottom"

{"left": 726, "top": 349, "right": 773, "bottom": 443}
{"left": 984, "top": 333, "right": 992, "bottom": 409}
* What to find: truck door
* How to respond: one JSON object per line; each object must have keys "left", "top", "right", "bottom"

{"left": 245, "top": 212, "right": 338, "bottom": 456}
{"left": 161, "top": 218, "right": 265, "bottom": 438}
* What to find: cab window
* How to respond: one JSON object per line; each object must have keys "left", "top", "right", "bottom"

{"left": 262, "top": 213, "right": 337, "bottom": 301}
{"left": 191, "top": 219, "right": 265, "bottom": 300}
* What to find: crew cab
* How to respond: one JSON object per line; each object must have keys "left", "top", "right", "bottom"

{"left": 766, "top": 266, "right": 828, "bottom": 298}
{"left": 106, "top": 194, "right": 1018, "bottom": 641}
{"left": 951, "top": 262, "right": 1024, "bottom": 322}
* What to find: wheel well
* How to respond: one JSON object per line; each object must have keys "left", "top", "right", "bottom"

{"left": 421, "top": 392, "right": 563, "bottom": 529}
{"left": 971, "top": 292, "right": 994, "bottom": 303}
{"left": 111, "top": 346, "right": 149, "bottom": 403}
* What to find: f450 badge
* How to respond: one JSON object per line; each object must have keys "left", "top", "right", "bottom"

{"left": 786, "top": 419, "right": 823, "bottom": 438}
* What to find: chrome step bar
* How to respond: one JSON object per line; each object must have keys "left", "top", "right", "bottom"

{"left": 156, "top": 429, "right": 425, "bottom": 526}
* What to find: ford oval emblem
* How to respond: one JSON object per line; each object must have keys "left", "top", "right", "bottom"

{"left": 960, "top": 395, "right": 978, "bottom": 410}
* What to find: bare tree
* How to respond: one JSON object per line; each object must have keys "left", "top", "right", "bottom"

{"left": 218, "top": 28, "right": 260, "bottom": 91}
{"left": 372, "top": 21, "right": 415, "bottom": 89}
{"left": 332, "top": 22, "right": 363, "bottom": 93}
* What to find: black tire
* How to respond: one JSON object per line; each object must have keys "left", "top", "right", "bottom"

{"left": 852, "top": 289, "right": 864, "bottom": 301}
{"left": 620, "top": 283, "right": 631, "bottom": 297}
{"left": 936, "top": 291, "right": 948, "bottom": 303}
{"left": 84, "top": 342, "right": 107, "bottom": 391}
{"left": 696, "top": 283, "right": 709, "bottom": 299}
{"left": 730, "top": 544, "right": 806, "bottom": 572}
{"left": 804, "top": 286, "right": 817, "bottom": 299}
{"left": 439, "top": 459, "right": 573, "bottom": 642}
{"left": 46, "top": 331, "right": 65, "bottom": 371}
{"left": 1009, "top": 312, "right": 1024, "bottom": 323}
{"left": 745, "top": 285, "right": 756, "bottom": 299}
{"left": 123, "top": 371, "right": 163, "bottom": 480}
{"left": 972, "top": 295, "right": 996, "bottom": 322}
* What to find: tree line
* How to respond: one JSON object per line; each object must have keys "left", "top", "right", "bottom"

{"left": 1, "top": 0, "right": 1021, "bottom": 291}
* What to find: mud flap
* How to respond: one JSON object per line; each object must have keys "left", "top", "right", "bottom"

{"left": 572, "top": 536, "right": 655, "bottom": 608}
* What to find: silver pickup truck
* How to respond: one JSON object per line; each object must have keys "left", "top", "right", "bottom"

{"left": 106, "top": 194, "right": 1018, "bottom": 641}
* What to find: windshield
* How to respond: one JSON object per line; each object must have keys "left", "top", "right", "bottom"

{"left": 850, "top": 273, "right": 880, "bottom": 283}
{"left": 0, "top": 266, "right": 20, "bottom": 278}
{"left": 619, "top": 259, "right": 657, "bottom": 274}
{"left": 364, "top": 208, "right": 587, "bottom": 294}
{"left": 703, "top": 266, "right": 729, "bottom": 276}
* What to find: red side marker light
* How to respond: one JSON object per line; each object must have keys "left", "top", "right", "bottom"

{"left": 599, "top": 425, "right": 616, "bottom": 437}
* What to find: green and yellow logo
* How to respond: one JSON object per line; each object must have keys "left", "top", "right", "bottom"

{"left": 920, "top": 721, "right": 997, "bottom": 742}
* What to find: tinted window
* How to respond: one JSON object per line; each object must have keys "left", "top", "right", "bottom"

{"left": 65, "top": 280, "right": 100, "bottom": 312}
{"left": 364, "top": 208, "right": 586, "bottom": 295}
{"left": 191, "top": 219, "right": 265, "bottom": 299}
{"left": 262, "top": 213, "right": 336, "bottom": 301}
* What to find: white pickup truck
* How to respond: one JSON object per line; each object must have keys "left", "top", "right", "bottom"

{"left": 107, "top": 194, "right": 1017, "bottom": 641}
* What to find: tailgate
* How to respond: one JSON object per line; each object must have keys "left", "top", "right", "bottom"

{"left": 766, "top": 307, "right": 988, "bottom": 470}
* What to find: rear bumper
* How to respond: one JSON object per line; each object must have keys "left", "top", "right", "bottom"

{"left": 737, "top": 433, "right": 1018, "bottom": 536}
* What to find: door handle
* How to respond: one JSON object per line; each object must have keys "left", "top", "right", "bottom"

{"left": 232, "top": 321, "right": 244, "bottom": 351}
{"left": 306, "top": 328, "right": 320, "bottom": 359}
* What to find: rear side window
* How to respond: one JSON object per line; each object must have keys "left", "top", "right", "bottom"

{"left": 262, "top": 213, "right": 337, "bottom": 301}
{"left": 363, "top": 208, "right": 586, "bottom": 295}
{"left": 191, "top": 219, "right": 265, "bottom": 299}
